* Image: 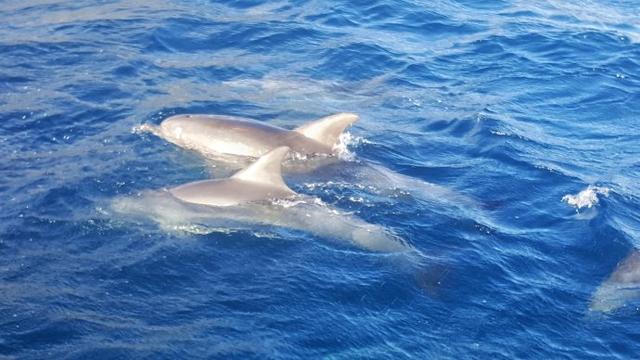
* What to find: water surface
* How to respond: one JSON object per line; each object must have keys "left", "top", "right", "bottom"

{"left": 1, "top": 0, "right": 640, "bottom": 358}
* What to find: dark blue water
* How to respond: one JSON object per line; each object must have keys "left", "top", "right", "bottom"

{"left": 2, "top": 0, "right": 640, "bottom": 358}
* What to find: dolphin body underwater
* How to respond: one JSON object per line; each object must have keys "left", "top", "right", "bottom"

{"left": 590, "top": 249, "right": 640, "bottom": 313}
{"left": 112, "top": 147, "right": 418, "bottom": 255}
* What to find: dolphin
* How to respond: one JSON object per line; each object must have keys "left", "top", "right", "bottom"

{"left": 111, "top": 146, "right": 416, "bottom": 254}
{"left": 140, "top": 112, "right": 358, "bottom": 159}
{"left": 590, "top": 249, "right": 640, "bottom": 313}
{"left": 169, "top": 146, "right": 296, "bottom": 206}
{"left": 138, "top": 112, "right": 486, "bottom": 219}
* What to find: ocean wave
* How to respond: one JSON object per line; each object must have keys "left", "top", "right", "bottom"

{"left": 2, "top": 0, "right": 640, "bottom": 358}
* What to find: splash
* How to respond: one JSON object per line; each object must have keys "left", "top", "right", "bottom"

{"left": 333, "top": 132, "right": 371, "bottom": 161}
{"left": 562, "top": 185, "right": 610, "bottom": 210}
{"left": 132, "top": 124, "right": 161, "bottom": 137}
{"left": 271, "top": 197, "right": 309, "bottom": 208}
{"left": 172, "top": 224, "right": 233, "bottom": 235}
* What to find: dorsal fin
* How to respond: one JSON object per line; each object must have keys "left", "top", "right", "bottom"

{"left": 294, "top": 113, "right": 359, "bottom": 148}
{"left": 231, "top": 146, "right": 294, "bottom": 193}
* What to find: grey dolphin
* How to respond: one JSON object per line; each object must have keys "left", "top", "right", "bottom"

{"left": 141, "top": 113, "right": 358, "bottom": 158}
{"left": 169, "top": 146, "right": 295, "bottom": 206}
{"left": 590, "top": 249, "right": 640, "bottom": 313}
{"left": 139, "top": 112, "right": 488, "bottom": 224}
{"left": 112, "top": 146, "right": 415, "bottom": 254}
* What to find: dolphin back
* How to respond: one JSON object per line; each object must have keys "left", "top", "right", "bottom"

{"left": 294, "top": 113, "right": 359, "bottom": 149}
{"left": 590, "top": 250, "right": 640, "bottom": 313}
{"left": 232, "top": 146, "right": 294, "bottom": 194}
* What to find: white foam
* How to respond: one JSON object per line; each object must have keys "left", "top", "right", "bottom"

{"left": 271, "top": 198, "right": 308, "bottom": 208}
{"left": 172, "top": 224, "right": 232, "bottom": 235}
{"left": 562, "top": 185, "right": 610, "bottom": 210}
{"left": 333, "top": 132, "right": 371, "bottom": 161}
{"left": 131, "top": 124, "right": 160, "bottom": 136}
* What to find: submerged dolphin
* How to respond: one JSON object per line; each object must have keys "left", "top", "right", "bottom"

{"left": 590, "top": 249, "right": 640, "bottom": 313}
{"left": 112, "top": 146, "right": 416, "bottom": 254}
{"left": 141, "top": 113, "right": 358, "bottom": 158}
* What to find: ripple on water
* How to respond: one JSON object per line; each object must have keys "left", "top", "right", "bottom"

{"left": 1, "top": 0, "right": 640, "bottom": 358}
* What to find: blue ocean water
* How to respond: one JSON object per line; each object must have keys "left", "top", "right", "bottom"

{"left": 1, "top": 0, "right": 640, "bottom": 358}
